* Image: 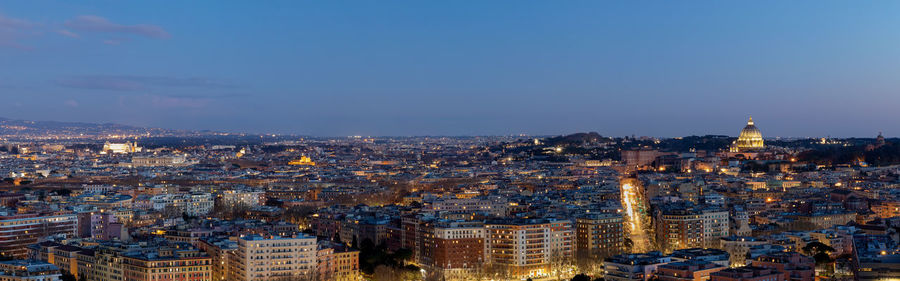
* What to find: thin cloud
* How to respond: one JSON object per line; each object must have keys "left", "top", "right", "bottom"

{"left": 57, "top": 29, "right": 79, "bottom": 38}
{"left": 57, "top": 76, "right": 142, "bottom": 91}
{"left": 0, "top": 14, "right": 35, "bottom": 49}
{"left": 1, "top": 13, "right": 168, "bottom": 48}
{"left": 166, "top": 93, "right": 247, "bottom": 99}
{"left": 65, "top": 15, "right": 170, "bottom": 39}
{"left": 150, "top": 95, "right": 210, "bottom": 108}
{"left": 56, "top": 75, "right": 237, "bottom": 91}
{"left": 0, "top": 15, "right": 32, "bottom": 30}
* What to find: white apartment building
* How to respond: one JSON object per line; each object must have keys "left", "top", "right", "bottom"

{"left": 219, "top": 190, "right": 264, "bottom": 207}
{"left": 150, "top": 193, "right": 213, "bottom": 216}
{"left": 427, "top": 197, "right": 509, "bottom": 216}
{"left": 700, "top": 209, "right": 730, "bottom": 248}
{"left": 229, "top": 234, "right": 317, "bottom": 281}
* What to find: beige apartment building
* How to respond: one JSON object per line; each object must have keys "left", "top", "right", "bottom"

{"left": 229, "top": 234, "right": 317, "bottom": 281}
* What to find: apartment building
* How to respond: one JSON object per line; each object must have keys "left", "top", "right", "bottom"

{"left": 718, "top": 237, "right": 768, "bottom": 267}
{"left": 316, "top": 241, "right": 359, "bottom": 281}
{"left": 229, "top": 234, "right": 317, "bottom": 281}
{"left": 656, "top": 260, "right": 726, "bottom": 281}
{"left": 710, "top": 266, "right": 783, "bottom": 281}
{"left": 656, "top": 204, "right": 729, "bottom": 252}
{"left": 0, "top": 260, "right": 62, "bottom": 281}
{"left": 197, "top": 237, "right": 237, "bottom": 281}
{"left": 484, "top": 218, "right": 573, "bottom": 278}
{"left": 421, "top": 220, "right": 485, "bottom": 279}
{"left": 0, "top": 213, "right": 77, "bottom": 259}
{"left": 575, "top": 213, "right": 625, "bottom": 260}
{"left": 603, "top": 252, "right": 672, "bottom": 281}
{"left": 120, "top": 246, "right": 212, "bottom": 281}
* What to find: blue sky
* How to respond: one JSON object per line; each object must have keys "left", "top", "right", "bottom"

{"left": 2, "top": 1, "right": 900, "bottom": 137}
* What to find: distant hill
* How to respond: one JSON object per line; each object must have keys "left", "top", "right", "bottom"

{"left": 0, "top": 117, "right": 204, "bottom": 138}
{"left": 542, "top": 132, "right": 611, "bottom": 146}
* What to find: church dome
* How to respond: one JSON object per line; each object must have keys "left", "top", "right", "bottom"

{"left": 732, "top": 117, "right": 764, "bottom": 151}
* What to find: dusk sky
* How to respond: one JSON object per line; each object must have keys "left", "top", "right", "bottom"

{"left": 2, "top": 1, "right": 900, "bottom": 137}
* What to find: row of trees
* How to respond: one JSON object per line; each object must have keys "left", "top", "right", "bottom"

{"left": 569, "top": 274, "right": 605, "bottom": 281}
{"left": 356, "top": 239, "right": 420, "bottom": 281}
{"left": 799, "top": 142, "right": 900, "bottom": 166}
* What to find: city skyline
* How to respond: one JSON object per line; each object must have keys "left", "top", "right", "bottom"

{"left": 3, "top": 1, "right": 900, "bottom": 136}
{"left": 0, "top": 115, "right": 890, "bottom": 139}
{"left": 3, "top": 2, "right": 900, "bottom": 281}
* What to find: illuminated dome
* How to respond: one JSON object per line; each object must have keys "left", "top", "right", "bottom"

{"left": 731, "top": 117, "right": 764, "bottom": 152}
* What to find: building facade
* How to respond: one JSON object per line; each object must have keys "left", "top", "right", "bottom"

{"left": 120, "top": 247, "right": 212, "bottom": 281}
{"left": 484, "top": 219, "right": 573, "bottom": 279}
{"left": 0, "top": 213, "right": 77, "bottom": 259}
{"left": 229, "top": 235, "right": 317, "bottom": 281}
{"left": 316, "top": 241, "right": 359, "bottom": 281}
{"left": 575, "top": 213, "right": 625, "bottom": 260}
{"left": 421, "top": 221, "right": 485, "bottom": 280}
